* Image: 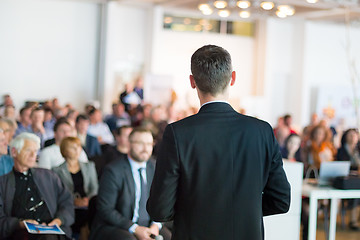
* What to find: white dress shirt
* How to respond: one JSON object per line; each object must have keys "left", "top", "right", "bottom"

{"left": 127, "top": 157, "right": 161, "bottom": 233}
{"left": 38, "top": 144, "right": 88, "bottom": 169}
{"left": 87, "top": 122, "right": 115, "bottom": 145}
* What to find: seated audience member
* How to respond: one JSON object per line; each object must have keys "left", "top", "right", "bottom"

{"left": 120, "top": 83, "right": 134, "bottom": 112}
{"left": 66, "top": 109, "right": 78, "bottom": 128}
{"left": 53, "top": 137, "right": 98, "bottom": 239}
{"left": 4, "top": 105, "right": 16, "bottom": 120}
{"left": 304, "top": 124, "right": 336, "bottom": 171}
{"left": 15, "top": 106, "right": 33, "bottom": 136}
{"left": 75, "top": 114, "right": 102, "bottom": 159}
{"left": 87, "top": 108, "right": 115, "bottom": 145}
{"left": 38, "top": 119, "right": 88, "bottom": 169}
{"left": 2, "top": 118, "right": 17, "bottom": 143}
{"left": 105, "top": 103, "right": 131, "bottom": 133}
{"left": 133, "top": 77, "right": 144, "bottom": 100}
{"left": 337, "top": 128, "right": 360, "bottom": 230}
{"left": 89, "top": 128, "right": 171, "bottom": 240}
{"left": 0, "top": 94, "right": 13, "bottom": 116}
{"left": 96, "top": 126, "right": 133, "bottom": 178}
{"left": 28, "top": 107, "right": 52, "bottom": 148}
{"left": 280, "top": 133, "right": 302, "bottom": 162}
{"left": 273, "top": 116, "right": 290, "bottom": 148}
{"left": 0, "top": 119, "right": 13, "bottom": 146}
{"left": 0, "top": 133, "right": 74, "bottom": 239}
{"left": 108, "top": 125, "right": 133, "bottom": 158}
{"left": 283, "top": 114, "right": 297, "bottom": 134}
{"left": 44, "top": 107, "right": 56, "bottom": 135}
{"left": 0, "top": 129, "right": 13, "bottom": 176}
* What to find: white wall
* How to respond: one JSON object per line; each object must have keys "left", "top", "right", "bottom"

{"left": 102, "top": 1, "right": 150, "bottom": 113}
{"left": 149, "top": 7, "right": 254, "bottom": 110}
{"left": 0, "top": 0, "right": 99, "bottom": 110}
{"left": 302, "top": 21, "right": 360, "bottom": 128}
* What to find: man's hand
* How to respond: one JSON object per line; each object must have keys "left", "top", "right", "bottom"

{"left": 149, "top": 224, "right": 159, "bottom": 236}
{"left": 19, "top": 219, "right": 39, "bottom": 229}
{"left": 74, "top": 197, "right": 89, "bottom": 207}
{"left": 134, "top": 226, "right": 153, "bottom": 240}
{"left": 48, "top": 218, "right": 62, "bottom": 227}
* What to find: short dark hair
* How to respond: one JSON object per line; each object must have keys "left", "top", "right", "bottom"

{"left": 88, "top": 108, "right": 98, "bottom": 116}
{"left": 129, "top": 127, "right": 153, "bottom": 141}
{"left": 191, "top": 45, "right": 232, "bottom": 96}
{"left": 76, "top": 114, "right": 89, "bottom": 123}
{"left": 19, "top": 106, "right": 32, "bottom": 116}
{"left": 53, "top": 117, "right": 71, "bottom": 132}
{"left": 30, "top": 107, "right": 43, "bottom": 117}
{"left": 115, "top": 125, "right": 132, "bottom": 136}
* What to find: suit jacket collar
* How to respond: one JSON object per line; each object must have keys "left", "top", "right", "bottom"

{"left": 198, "top": 102, "right": 234, "bottom": 114}
{"left": 123, "top": 157, "right": 155, "bottom": 212}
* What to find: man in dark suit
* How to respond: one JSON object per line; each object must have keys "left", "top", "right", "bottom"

{"left": 90, "top": 128, "right": 171, "bottom": 240}
{"left": 147, "top": 45, "right": 291, "bottom": 240}
{"left": 75, "top": 114, "right": 102, "bottom": 158}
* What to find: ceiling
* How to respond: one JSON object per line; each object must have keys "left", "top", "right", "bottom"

{"left": 117, "top": 0, "right": 360, "bottom": 22}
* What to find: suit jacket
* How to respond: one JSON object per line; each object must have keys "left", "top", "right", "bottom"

{"left": 90, "top": 156, "right": 155, "bottom": 239}
{"left": 85, "top": 134, "right": 102, "bottom": 158}
{"left": 0, "top": 168, "right": 74, "bottom": 239}
{"left": 147, "top": 102, "right": 291, "bottom": 240}
{"left": 52, "top": 161, "right": 98, "bottom": 199}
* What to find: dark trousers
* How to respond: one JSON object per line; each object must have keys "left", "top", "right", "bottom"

{"left": 97, "top": 226, "right": 172, "bottom": 240}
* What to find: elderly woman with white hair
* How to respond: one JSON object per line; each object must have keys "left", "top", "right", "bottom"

{"left": 0, "top": 132, "right": 74, "bottom": 240}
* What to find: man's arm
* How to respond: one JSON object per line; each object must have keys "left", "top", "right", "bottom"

{"left": 262, "top": 128, "right": 291, "bottom": 216}
{"left": 96, "top": 165, "right": 134, "bottom": 229}
{"left": 0, "top": 192, "right": 20, "bottom": 238}
{"left": 147, "top": 124, "right": 180, "bottom": 222}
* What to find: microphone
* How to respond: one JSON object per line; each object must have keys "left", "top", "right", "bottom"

{"left": 150, "top": 234, "right": 163, "bottom": 240}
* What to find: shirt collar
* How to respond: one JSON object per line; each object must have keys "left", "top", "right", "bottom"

{"left": 201, "top": 100, "right": 229, "bottom": 108}
{"left": 128, "top": 156, "right": 147, "bottom": 171}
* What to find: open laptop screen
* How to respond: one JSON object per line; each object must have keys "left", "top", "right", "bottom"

{"left": 319, "top": 161, "right": 351, "bottom": 185}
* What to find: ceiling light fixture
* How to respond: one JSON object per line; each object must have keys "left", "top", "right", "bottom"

{"left": 276, "top": 10, "right": 287, "bottom": 18}
{"left": 198, "top": 3, "right": 211, "bottom": 11}
{"left": 260, "top": 1, "right": 275, "bottom": 10}
{"left": 202, "top": 8, "right": 214, "bottom": 15}
{"left": 306, "top": 0, "right": 318, "bottom": 3}
{"left": 237, "top": 1, "right": 251, "bottom": 9}
{"left": 214, "top": 1, "right": 228, "bottom": 9}
{"left": 277, "top": 5, "right": 295, "bottom": 16}
{"left": 198, "top": 0, "right": 295, "bottom": 19}
{"left": 239, "top": 10, "right": 251, "bottom": 18}
{"left": 218, "top": 9, "right": 231, "bottom": 17}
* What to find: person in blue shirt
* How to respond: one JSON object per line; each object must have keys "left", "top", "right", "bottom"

{"left": 0, "top": 129, "right": 13, "bottom": 176}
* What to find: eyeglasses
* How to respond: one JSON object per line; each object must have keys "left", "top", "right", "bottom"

{"left": 26, "top": 200, "right": 44, "bottom": 212}
{"left": 130, "top": 141, "right": 154, "bottom": 147}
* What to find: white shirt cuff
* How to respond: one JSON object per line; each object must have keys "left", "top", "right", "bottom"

{"left": 129, "top": 223, "right": 138, "bottom": 233}
{"left": 151, "top": 222, "right": 162, "bottom": 230}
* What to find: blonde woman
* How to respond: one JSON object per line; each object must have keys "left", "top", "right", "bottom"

{"left": 53, "top": 137, "right": 98, "bottom": 239}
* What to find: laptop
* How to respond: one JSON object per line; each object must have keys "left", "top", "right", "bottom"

{"left": 318, "top": 161, "right": 351, "bottom": 186}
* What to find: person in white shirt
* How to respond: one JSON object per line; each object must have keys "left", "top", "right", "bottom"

{"left": 38, "top": 118, "right": 88, "bottom": 169}
{"left": 87, "top": 108, "right": 115, "bottom": 145}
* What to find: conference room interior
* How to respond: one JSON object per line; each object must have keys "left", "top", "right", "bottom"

{"left": 1, "top": 0, "right": 360, "bottom": 240}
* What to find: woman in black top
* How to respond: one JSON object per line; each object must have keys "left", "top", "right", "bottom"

{"left": 337, "top": 128, "right": 360, "bottom": 230}
{"left": 53, "top": 137, "right": 98, "bottom": 239}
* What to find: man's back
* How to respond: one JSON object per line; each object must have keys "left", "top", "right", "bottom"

{"left": 148, "top": 102, "right": 290, "bottom": 240}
